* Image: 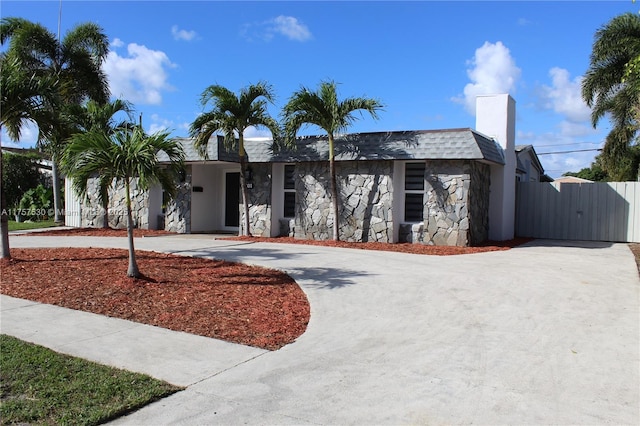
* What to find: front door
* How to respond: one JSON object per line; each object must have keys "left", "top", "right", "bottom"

{"left": 225, "top": 172, "right": 240, "bottom": 227}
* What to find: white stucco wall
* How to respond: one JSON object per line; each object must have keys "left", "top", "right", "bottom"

{"left": 476, "top": 94, "right": 516, "bottom": 241}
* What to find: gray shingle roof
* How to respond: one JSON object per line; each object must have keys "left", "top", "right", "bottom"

{"left": 166, "top": 128, "right": 505, "bottom": 165}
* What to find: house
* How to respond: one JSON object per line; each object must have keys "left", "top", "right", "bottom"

{"left": 552, "top": 176, "right": 594, "bottom": 184}
{"left": 66, "top": 94, "right": 525, "bottom": 246}
{"left": 515, "top": 144, "right": 547, "bottom": 182}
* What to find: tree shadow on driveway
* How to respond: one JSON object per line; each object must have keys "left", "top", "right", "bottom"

{"left": 159, "top": 244, "right": 371, "bottom": 290}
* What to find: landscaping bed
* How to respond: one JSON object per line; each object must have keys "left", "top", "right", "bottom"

{"left": 1, "top": 248, "right": 310, "bottom": 351}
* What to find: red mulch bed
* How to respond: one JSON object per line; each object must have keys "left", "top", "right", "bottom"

{"left": 20, "top": 227, "right": 173, "bottom": 237}
{"left": 226, "top": 236, "right": 533, "bottom": 256}
{"left": 0, "top": 248, "right": 310, "bottom": 350}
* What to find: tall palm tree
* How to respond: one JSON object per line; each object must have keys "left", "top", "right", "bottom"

{"left": 61, "top": 126, "right": 184, "bottom": 278}
{"left": 1, "top": 17, "right": 110, "bottom": 222}
{"left": 64, "top": 99, "right": 133, "bottom": 228}
{"left": 189, "top": 82, "right": 280, "bottom": 236}
{"left": 582, "top": 12, "right": 640, "bottom": 180}
{"left": 282, "top": 80, "right": 383, "bottom": 241}
{"left": 0, "top": 56, "right": 57, "bottom": 259}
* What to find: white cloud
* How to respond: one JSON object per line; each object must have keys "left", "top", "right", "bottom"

{"left": 147, "top": 114, "right": 190, "bottom": 136}
{"left": 241, "top": 15, "right": 312, "bottom": 42}
{"left": 244, "top": 126, "right": 275, "bottom": 139}
{"left": 270, "top": 16, "right": 312, "bottom": 41}
{"left": 171, "top": 25, "right": 197, "bottom": 41}
{"left": 540, "top": 67, "right": 591, "bottom": 123}
{"left": 453, "top": 41, "right": 521, "bottom": 115}
{"left": 103, "top": 41, "right": 176, "bottom": 105}
{"left": 111, "top": 38, "right": 124, "bottom": 48}
{"left": 517, "top": 18, "right": 532, "bottom": 26}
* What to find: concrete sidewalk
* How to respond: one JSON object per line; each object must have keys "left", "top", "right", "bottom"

{"left": 2, "top": 235, "right": 639, "bottom": 425}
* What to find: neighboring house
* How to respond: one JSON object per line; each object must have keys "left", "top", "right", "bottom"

{"left": 66, "top": 94, "right": 524, "bottom": 246}
{"left": 552, "top": 176, "right": 594, "bottom": 184}
{"left": 515, "top": 144, "right": 546, "bottom": 182}
{"left": 2, "top": 146, "right": 53, "bottom": 178}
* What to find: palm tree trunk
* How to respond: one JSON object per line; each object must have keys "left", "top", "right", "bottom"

{"left": 124, "top": 179, "right": 140, "bottom": 278}
{"left": 238, "top": 135, "right": 251, "bottom": 237}
{"left": 239, "top": 155, "right": 251, "bottom": 237}
{"left": 328, "top": 135, "right": 340, "bottom": 241}
{"left": 102, "top": 198, "right": 109, "bottom": 229}
{"left": 0, "top": 148, "right": 11, "bottom": 259}
{"left": 51, "top": 155, "right": 64, "bottom": 224}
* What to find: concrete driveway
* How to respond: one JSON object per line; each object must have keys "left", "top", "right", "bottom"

{"left": 3, "top": 235, "right": 639, "bottom": 424}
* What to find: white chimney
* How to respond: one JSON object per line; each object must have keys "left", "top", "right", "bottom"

{"left": 475, "top": 94, "right": 516, "bottom": 241}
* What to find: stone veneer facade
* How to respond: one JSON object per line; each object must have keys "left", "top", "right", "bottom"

{"left": 78, "top": 160, "right": 490, "bottom": 247}
{"left": 240, "top": 163, "right": 272, "bottom": 237}
{"left": 398, "top": 160, "right": 490, "bottom": 246}
{"left": 79, "top": 165, "right": 194, "bottom": 233}
{"left": 164, "top": 165, "right": 191, "bottom": 233}
{"left": 80, "top": 178, "right": 150, "bottom": 229}
{"left": 279, "top": 159, "right": 490, "bottom": 246}
{"left": 291, "top": 161, "right": 394, "bottom": 243}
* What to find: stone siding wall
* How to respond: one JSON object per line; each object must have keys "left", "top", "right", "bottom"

{"left": 421, "top": 160, "right": 471, "bottom": 246}
{"left": 397, "top": 160, "right": 491, "bottom": 246}
{"left": 418, "top": 160, "right": 490, "bottom": 246}
{"left": 468, "top": 162, "right": 490, "bottom": 245}
{"left": 164, "top": 165, "right": 191, "bottom": 233}
{"left": 293, "top": 161, "right": 393, "bottom": 242}
{"left": 80, "top": 178, "right": 150, "bottom": 229}
{"left": 239, "top": 163, "right": 272, "bottom": 237}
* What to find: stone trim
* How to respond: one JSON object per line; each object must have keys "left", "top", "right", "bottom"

{"left": 164, "top": 165, "right": 191, "bottom": 233}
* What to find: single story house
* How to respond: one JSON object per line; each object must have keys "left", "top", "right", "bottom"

{"left": 66, "top": 94, "right": 528, "bottom": 246}
{"left": 515, "top": 144, "right": 549, "bottom": 183}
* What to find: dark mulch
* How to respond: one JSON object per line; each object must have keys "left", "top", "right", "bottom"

{"left": 0, "top": 248, "right": 310, "bottom": 350}
{"left": 226, "top": 236, "right": 533, "bottom": 256}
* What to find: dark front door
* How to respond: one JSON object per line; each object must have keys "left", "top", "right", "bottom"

{"left": 225, "top": 172, "right": 240, "bottom": 227}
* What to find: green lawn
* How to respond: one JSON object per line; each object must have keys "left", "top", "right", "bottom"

{"left": 8, "top": 219, "right": 58, "bottom": 232}
{"left": 0, "top": 335, "right": 182, "bottom": 425}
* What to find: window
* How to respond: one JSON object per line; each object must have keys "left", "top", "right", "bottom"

{"left": 283, "top": 165, "right": 296, "bottom": 218}
{"left": 404, "top": 162, "right": 425, "bottom": 222}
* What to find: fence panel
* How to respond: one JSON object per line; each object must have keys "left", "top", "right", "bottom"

{"left": 64, "top": 178, "right": 81, "bottom": 228}
{"left": 515, "top": 182, "right": 640, "bottom": 243}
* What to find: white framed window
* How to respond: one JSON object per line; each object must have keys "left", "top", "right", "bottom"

{"left": 404, "top": 162, "right": 425, "bottom": 222}
{"left": 283, "top": 164, "right": 296, "bottom": 218}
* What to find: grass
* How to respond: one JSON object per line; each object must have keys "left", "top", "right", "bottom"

{"left": 8, "top": 219, "right": 58, "bottom": 232}
{"left": 0, "top": 335, "right": 182, "bottom": 425}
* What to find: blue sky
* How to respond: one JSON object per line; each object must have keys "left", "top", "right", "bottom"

{"left": 1, "top": 1, "right": 636, "bottom": 177}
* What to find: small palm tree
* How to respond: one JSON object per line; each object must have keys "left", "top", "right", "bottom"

{"left": 0, "top": 56, "right": 57, "bottom": 259}
{"left": 582, "top": 12, "right": 640, "bottom": 180}
{"left": 65, "top": 99, "right": 133, "bottom": 228}
{"left": 189, "top": 82, "right": 280, "bottom": 236}
{"left": 61, "top": 126, "right": 184, "bottom": 278}
{"left": 1, "top": 17, "right": 110, "bottom": 223}
{"left": 282, "top": 80, "right": 383, "bottom": 241}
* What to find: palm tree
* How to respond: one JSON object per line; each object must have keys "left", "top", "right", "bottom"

{"left": 189, "top": 82, "right": 280, "bottom": 236}
{"left": 282, "top": 80, "right": 383, "bottom": 241}
{"left": 1, "top": 17, "right": 110, "bottom": 223}
{"left": 61, "top": 126, "right": 184, "bottom": 278}
{"left": 65, "top": 99, "right": 133, "bottom": 228}
{"left": 0, "top": 56, "right": 57, "bottom": 259}
{"left": 582, "top": 12, "right": 640, "bottom": 180}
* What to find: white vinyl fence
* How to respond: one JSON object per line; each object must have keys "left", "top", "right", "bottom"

{"left": 515, "top": 181, "right": 640, "bottom": 243}
{"left": 64, "top": 178, "right": 81, "bottom": 228}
